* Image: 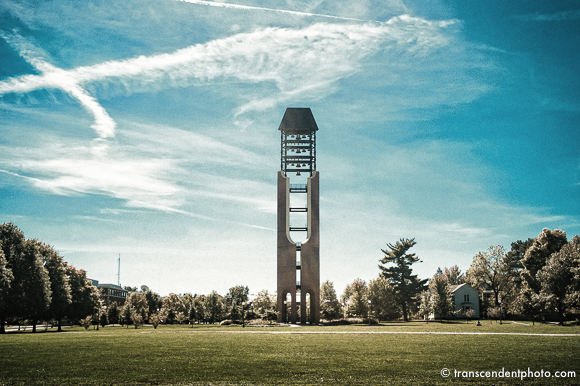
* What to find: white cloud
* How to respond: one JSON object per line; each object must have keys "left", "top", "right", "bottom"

{"left": 0, "top": 32, "right": 116, "bottom": 139}
{"left": 1, "top": 16, "right": 457, "bottom": 128}
{"left": 174, "top": 0, "right": 368, "bottom": 22}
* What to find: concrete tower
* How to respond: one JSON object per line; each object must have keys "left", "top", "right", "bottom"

{"left": 277, "top": 108, "right": 320, "bottom": 324}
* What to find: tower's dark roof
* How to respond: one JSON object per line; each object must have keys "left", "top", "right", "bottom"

{"left": 278, "top": 108, "right": 318, "bottom": 133}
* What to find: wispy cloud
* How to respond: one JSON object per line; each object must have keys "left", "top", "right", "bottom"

{"left": 175, "top": 0, "right": 368, "bottom": 22}
{"left": 515, "top": 9, "right": 580, "bottom": 22}
{"left": 0, "top": 32, "right": 116, "bottom": 139}
{"left": 1, "top": 16, "right": 456, "bottom": 125}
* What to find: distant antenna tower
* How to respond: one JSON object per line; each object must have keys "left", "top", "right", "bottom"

{"left": 117, "top": 254, "right": 121, "bottom": 287}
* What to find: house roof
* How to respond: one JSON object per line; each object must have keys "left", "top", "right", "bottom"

{"left": 450, "top": 283, "right": 473, "bottom": 293}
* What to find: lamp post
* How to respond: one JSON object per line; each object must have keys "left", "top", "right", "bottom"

{"left": 368, "top": 299, "right": 372, "bottom": 326}
{"left": 499, "top": 300, "right": 502, "bottom": 325}
{"left": 284, "top": 300, "right": 288, "bottom": 323}
{"left": 242, "top": 300, "right": 246, "bottom": 328}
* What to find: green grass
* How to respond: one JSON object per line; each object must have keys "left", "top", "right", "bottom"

{"left": 1, "top": 321, "right": 579, "bottom": 385}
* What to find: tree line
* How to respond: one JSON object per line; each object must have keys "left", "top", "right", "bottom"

{"left": 0, "top": 222, "right": 100, "bottom": 333}
{"left": 98, "top": 286, "right": 278, "bottom": 329}
{"left": 2, "top": 221, "right": 578, "bottom": 330}
{"left": 323, "top": 229, "right": 580, "bottom": 326}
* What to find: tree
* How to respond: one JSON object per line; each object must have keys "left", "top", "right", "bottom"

{"left": 513, "top": 289, "right": 542, "bottom": 325}
{"left": 36, "top": 241, "right": 71, "bottom": 332}
{"left": 521, "top": 228, "right": 567, "bottom": 294}
{"left": 466, "top": 245, "right": 510, "bottom": 308}
{"left": 368, "top": 276, "right": 400, "bottom": 321}
{"left": 181, "top": 293, "right": 195, "bottom": 321}
{"left": 80, "top": 316, "right": 92, "bottom": 330}
{"left": 0, "top": 222, "right": 26, "bottom": 334}
{"left": 320, "top": 280, "right": 342, "bottom": 321}
{"left": 0, "top": 242, "right": 13, "bottom": 334}
{"left": 160, "top": 293, "right": 185, "bottom": 324}
{"left": 18, "top": 239, "right": 52, "bottom": 333}
{"left": 225, "top": 285, "right": 249, "bottom": 323}
{"left": 144, "top": 290, "right": 162, "bottom": 317}
{"left": 341, "top": 278, "right": 368, "bottom": 318}
{"left": 417, "top": 291, "right": 431, "bottom": 321}
{"left": 150, "top": 313, "right": 161, "bottom": 329}
{"left": 537, "top": 236, "right": 580, "bottom": 325}
{"left": 443, "top": 265, "right": 464, "bottom": 285}
{"left": 120, "top": 302, "right": 133, "bottom": 327}
{"left": 123, "top": 286, "right": 138, "bottom": 292}
{"left": 505, "top": 238, "right": 534, "bottom": 276}
{"left": 99, "top": 305, "right": 109, "bottom": 328}
{"left": 204, "top": 290, "right": 224, "bottom": 323}
{"left": 379, "top": 238, "right": 427, "bottom": 322}
{"left": 193, "top": 295, "right": 205, "bottom": 324}
{"left": 254, "top": 289, "right": 277, "bottom": 323}
{"left": 125, "top": 292, "right": 148, "bottom": 321}
{"left": 428, "top": 274, "right": 454, "bottom": 321}
{"left": 131, "top": 312, "right": 144, "bottom": 329}
{"left": 107, "top": 301, "right": 120, "bottom": 325}
{"left": 66, "top": 265, "right": 100, "bottom": 323}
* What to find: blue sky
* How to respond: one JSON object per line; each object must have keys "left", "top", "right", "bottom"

{"left": 0, "top": 0, "right": 578, "bottom": 296}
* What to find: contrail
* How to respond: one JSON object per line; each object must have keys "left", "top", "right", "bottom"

{"left": 0, "top": 32, "right": 116, "bottom": 139}
{"left": 175, "top": 0, "right": 369, "bottom": 22}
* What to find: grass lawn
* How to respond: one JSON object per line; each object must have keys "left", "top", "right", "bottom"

{"left": 1, "top": 321, "right": 579, "bottom": 385}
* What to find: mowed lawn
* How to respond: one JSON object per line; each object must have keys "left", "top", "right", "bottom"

{"left": 1, "top": 322, "right": 579, "bottom": 385}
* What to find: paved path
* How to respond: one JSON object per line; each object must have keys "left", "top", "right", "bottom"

{"left": 142, "top": 330, "right": 580, "bottom": 337}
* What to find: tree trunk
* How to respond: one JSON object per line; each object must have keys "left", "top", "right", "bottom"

{"left": 57, "top": 319, "right": 62, "bottom": 332}
{"left": 558, "top": 307, "right": 564, "bottom": 326}
{"left": 32, "top": 319, "right": 37, "bottom": 333}
{"left": 0, "top": 316, "right": 5, "bottom": 334}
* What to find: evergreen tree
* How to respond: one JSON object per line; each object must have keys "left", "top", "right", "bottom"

{"left": 107, "top": 301, "right": 120, "bottom": 325}
{"left": 505, "top": 238, "right": 534, "bottom": 276}
{"left": 145, "top": 289, "right": 162, "bottom": 317}
{"left": 379, "top": 238, "right": 427, "bottom": 322}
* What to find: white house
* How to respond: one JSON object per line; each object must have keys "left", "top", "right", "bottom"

{"left": 428, "top": 283, "right": 480, "bottom": 320}
{"left": 451, "top": 283, "right": 480, "bottom": 319}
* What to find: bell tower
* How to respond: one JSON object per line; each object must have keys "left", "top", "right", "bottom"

{"left": 277, "top": 108, "right": 320, "bottom": 324}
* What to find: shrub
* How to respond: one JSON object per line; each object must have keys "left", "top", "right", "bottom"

{"left": 131, "top": 314, "right": 144, "bottom": 329}
{"left": 79, "top": 316, "right": 92, "bottom": 330}
{"left": 149, "top": 313, "right": 161, "bottom": 329}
